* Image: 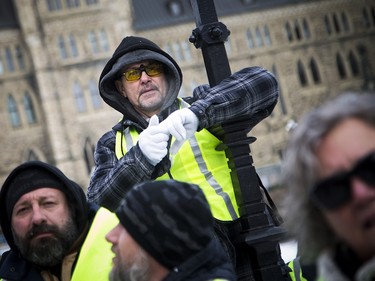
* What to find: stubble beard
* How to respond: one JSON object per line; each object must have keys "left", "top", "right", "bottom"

{"left": 137, "top": 90, "right": 166, "bottom": 116}
{"left": 109, "top": 248, "right": 151, "bottom": 281}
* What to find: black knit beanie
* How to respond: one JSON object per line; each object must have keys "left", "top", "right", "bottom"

{"left": 5, "top": 167, "right": 65, "bottom": 220}
{"left": 115, "top": 180, "right": 214, "bottom": 269}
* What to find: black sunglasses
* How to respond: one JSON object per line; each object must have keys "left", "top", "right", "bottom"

{"left": 310, "top": 150, "right": 375, "bottom": 210}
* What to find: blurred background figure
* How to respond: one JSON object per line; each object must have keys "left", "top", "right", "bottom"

{"left": 283, "top": 92, "right": 375, "bottom": 280}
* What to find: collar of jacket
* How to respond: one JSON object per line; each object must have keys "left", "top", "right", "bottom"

{"left": 162, "top": 238, "right": 236, "bottom": 281}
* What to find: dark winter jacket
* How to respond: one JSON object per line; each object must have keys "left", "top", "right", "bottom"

{"left": 163, "top": 238, "right": 236, "bottom": 281}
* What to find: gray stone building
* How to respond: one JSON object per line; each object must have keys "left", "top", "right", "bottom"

{"left": 0, "top": 0, "right": 374, "bottom": 192}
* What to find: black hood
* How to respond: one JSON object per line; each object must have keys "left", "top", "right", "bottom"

{"left": 99, "top": 36, "right": 183, "bottom": 124}
{"left": 0, "top": 161, "right": 89, "bottom": 250}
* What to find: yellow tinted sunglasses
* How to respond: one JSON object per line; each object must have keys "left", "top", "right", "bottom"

{"left": 122, "top": 63, "right": 164, "bottom": 81}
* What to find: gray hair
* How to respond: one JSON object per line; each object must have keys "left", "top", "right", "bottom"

{"left": 281, "top": 91, "right": 375, "bottom": 262}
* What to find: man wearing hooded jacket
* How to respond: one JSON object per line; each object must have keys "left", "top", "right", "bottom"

{"left": 87, "top": 36, "right": 279, "bottom": 271}
{"left": 0, "top": 161, "right": 117, "bottom": 281}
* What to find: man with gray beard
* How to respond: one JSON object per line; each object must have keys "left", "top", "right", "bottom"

{"left": 0, "top": 161, "right": 117, "bottom": 281}
{"left": 106, "top": 180, "right": 236, "bottom": 281}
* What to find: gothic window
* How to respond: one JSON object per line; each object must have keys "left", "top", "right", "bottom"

{"left": 294, "top": 20, "right": 302, "bottom": 40}
{"left": 24, "top": 92, "right": 37, "bottom": 124}
{"left": 83, "top": 137, "right": 95, "bottom": 174}
{"left": 66, "top": 0, "right": 80, "bottom": 8}
{"left": 181, "top": 40, "right": 192, "bottom": 61}
{"left": 73, "top": 81, "right": 86, "bottom": 112}
{"left": 89, "top": 79, "right": 101, "bottom": 109}
{"left": 88, "top": 31, "right": 99, "bottom": 54}
{"left": 362, "top": 7, "right": 371, "bottom": 28}
{"left": 167, "top": 0, "right": 183, "bottom": 17}
{"left": 348, "top": 51, "right": 360, "bottom": 76}
{"left": 5, "top": 47, "right": 15, "bottom": 72}
{"left": 324, "top": 15, "right": 332, "bottom": 35}
{"left": 309, "top": 58, "right": 321, "bottom": 84}
{"left": 8, "top": 95, "right": 21, "bottom": 128}
{"left": 46, "top": 0, "right": 62, "bottom": 11}
{"left": 0, "top": 55, "right": 4, "bottom": 75}
{"left": 336, "top": 53, "right": 346, "bottom": 79}
{"left": 15, "top": 45, "right": 26, "bottom": 70}
{"left": 264, "top": 26, "right": 272, "bottom": 46}
{"left": 272, "top": 65, "right": 287, "bottom": 115}
{"left": 246, "top": 29, "right": 255, "bottom": 48}
{"left": 85, "top": 0, "right": 98, "bottom": 5}
{"left": 302, "top": 19, "right": 311, "bottom": 39}
{"left": 69, "top": 33, "right": 78, "bottom": 57}
{"left": 172, "top": 42, "right": 184, "bottom": 62}
{"left": 99, "top": 29, "right": 109, "bottom": 52}
{"left": 255, "top": 27, "right": 263, "bottom": 47}
{"left": 297, "top": 60, "right": 308, "bottom": 86}
{"left": 58, "top": 35, "right": 68, "bottom": 59}
{"left": 285, "top": 22, "right": 293, "bottom": 42}
{"left": 333, "top": 14, "right": 341, "bottom": 33}
{"left": 225, "top": 38, "right": 232, "bottom": 54}
{"left": 341, "top": 12, "right": 350, "bottom": 32}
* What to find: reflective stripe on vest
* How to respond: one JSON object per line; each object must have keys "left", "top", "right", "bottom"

{"left": 115, "top": 100, "right": 239, "bottom": 221}
{"left": 71, "top": 208, "right": 118, "bottom": 281}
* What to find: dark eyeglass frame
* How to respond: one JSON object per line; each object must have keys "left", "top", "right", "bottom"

{"left": 310, "top": 150, "right": 375, "bottom": 210}
{"left": 122, "top": 62, "right": 164, "bottom": 81}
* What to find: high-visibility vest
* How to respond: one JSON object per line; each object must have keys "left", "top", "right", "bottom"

{"left": 115, "top": 100, "right": 239, "bottom": 221}
{"left": 288, "top": 257, "right": 310, "bottom": 281}
{"left": 71, "top": 207, "right": 118, "bottom": 281}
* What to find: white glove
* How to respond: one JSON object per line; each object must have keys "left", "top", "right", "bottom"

{"left": 138, "top": 115, "right": 169, "bottom": 166}
{"left": 160, "top": 108, "right": 199, "bottom": 154}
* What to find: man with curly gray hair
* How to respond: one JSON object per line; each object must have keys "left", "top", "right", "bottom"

{"left": 283, "top": 92, "right": 375, "bottom": 281}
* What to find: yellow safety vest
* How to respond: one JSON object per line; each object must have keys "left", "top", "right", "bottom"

{"left": 115, "top": 100, "right": 239, "bottom": 221}
{"left": 288, "top": 257, "right": 309, "bottom": 281}
{"left": 71, "top": 207, "right": 118, "bottom": 281}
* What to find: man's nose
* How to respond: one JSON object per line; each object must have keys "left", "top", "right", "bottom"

{"left": 351, "top": 177, "right": 375, "bottom": 201}
{"left": 31, "top": 206, "right": 47, "bottom": 224}
{"left": 139, "top": 70, "right": 151, "bottom": 81}
{"left": 105, "top": 224, "right": 121, "bottom": 244}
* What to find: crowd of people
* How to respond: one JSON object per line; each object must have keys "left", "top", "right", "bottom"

{"left": 0, "top": 34, "right": 374, "bottom": 281}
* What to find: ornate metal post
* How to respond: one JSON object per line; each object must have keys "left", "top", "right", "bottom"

{"left": 189, "top": 0, "right": 290, "bottom": 280}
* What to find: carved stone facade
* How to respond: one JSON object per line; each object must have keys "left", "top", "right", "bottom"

{"left": 0, "top": 0, "right": 374, "bottom": 191}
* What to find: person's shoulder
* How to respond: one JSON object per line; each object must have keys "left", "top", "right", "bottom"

{"left": 97, "top": 129, "right": 116, "bottom": 145}
{"left": 0, "top": 249, "right": 44, "bottom": 281}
